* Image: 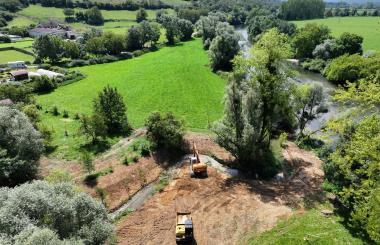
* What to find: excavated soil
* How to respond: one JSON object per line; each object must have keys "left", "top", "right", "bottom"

{"left": 116, "top": 142, "right": 324, "bottom": 245}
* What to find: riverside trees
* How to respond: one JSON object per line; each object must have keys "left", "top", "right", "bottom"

{"left": 213, "top": 29, "right": 294, "bottom": 177}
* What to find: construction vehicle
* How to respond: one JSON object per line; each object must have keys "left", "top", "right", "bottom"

{"left": 175, "top": 212, "right": 194, "bottom": 243}
{"left": 189, "top": 142, "right": 207, "bottom": 177}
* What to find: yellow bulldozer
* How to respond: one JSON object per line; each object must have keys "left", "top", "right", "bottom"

{"left": 189, "top": 142, "right": 207, "bottom": 177}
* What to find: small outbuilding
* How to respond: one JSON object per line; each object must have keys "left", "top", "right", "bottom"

{"left": 8, "top": 61, "right": 27, "bottom": 69}
{"left": 10, "top": 70, "right": 29, "bottom": 81}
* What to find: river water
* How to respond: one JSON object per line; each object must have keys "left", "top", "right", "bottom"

{"left": 236, "top": 28, "right": 341, "bottom": 133}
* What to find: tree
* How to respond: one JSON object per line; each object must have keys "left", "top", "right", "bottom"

{"left": 136, "top": 8, "right": 148, "bottom": 23}
{"left": 102, "top": 32, "right": 125, "bottom": 55}
{"left": 247, "top": 15, "right": 296, "bottom": 42}
{"left": 33, "top": 35, "right": 65, "bottom": 63}
{"left": 78, "top": 113, "right": 107, "bottom": 143}
{"left": 337, "top": 32, "right": 363, "bottom": 55}
{"left": 208, "top": 22, "right": 240, "bottom": 71}
{"left": 86, "top": 36, "right": 106, "bottom": 55}
{"left": 140, "top": 21, "right": 160, "bottom": 46}
{"left": 292, "top": 23, "right": 331, "bottom": 58}
{"left": 293, "top": 84, "right": 326, "bottom": 139}
{"left": 161, "top": 15, "right": 180, "bottom": 45}
{"left": 93, "top": 86, "right": 130, "bottom": 134}
{"left": 312, "top": 38, "right": 341, "bottom": 60}
{"left": 324, "top": 54, "right": 364, "bottom": 83}
{"left": 63, "top": 8, "right": 75, "bottom": 22}
{"left": 145, "top": 112, "right": 184, "bottom": 150}
{"left": 86, "top": 6, "right": 104, "bottom": 26}
{"left": 0, "top": 181, "right": 113, "bottom": 244}
{"left": 126, "top": 25, "right": 144, "bottom": 51}
{"left": 178, "top": 18, "right": 194, "bottom": 41}
{"left": 195, "top": 13, "right": 225, "bottom": 48}
{"left": 63, "top": 40, "right": 81, "bottom": 59}
{"left": 81, "top": 151, "right": 94, "bottom": 174}
{"left": 32, "top": 75, "right": 57, "bottom": 93}
{"left": 213, "top": 29, "right": 294, "bottom": 177}
{"left": 0, "top": 107, "right": 43, "bottom": 186}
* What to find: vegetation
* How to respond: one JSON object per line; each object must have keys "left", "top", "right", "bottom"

{"left": 0, "top": 181, "right": 113, "bottom": 244}
{"left": 280, "top": 0, "right": 325, "bottom": 20}
{"left": 248, "top": 209, "right": 366, "bottom": 244}
{"left": 0, "top": 107, "right": 43, "bottom": 187}
{"left": 213, "top": 29, "right": 293, "bottom": 177}
{"left": 145, "top": 112, "right": 184, "bottom": 151}
{"left": 293, "top": 17, "right": 380, "bottom": 51}
{"left": 36, "top": 40, "right": 224, "bottom": 158}
{"left": 0, "top": 50, "right": 34, "bottom": 64}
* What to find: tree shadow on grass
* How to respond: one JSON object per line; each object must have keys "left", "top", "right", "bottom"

{"left": 80, "top": 140, "right": 110, "bottom": 155}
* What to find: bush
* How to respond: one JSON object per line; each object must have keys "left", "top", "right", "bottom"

{"left": 0, "top": 35, "right": 11, "bottom": 43}
{"left": 0, "top": 107, "right": 43, "bottom": 186}
{"left": 324, "top": 54, "right": 364, "bottom": 83}
{"left": 301, "top": 58, "right": 327, "bottom": 73}
{"left": 62, "top": 110, "right": 69, "bottom": 118}
{"left": 32, "top": 75, "right": 57, "bottom": 93}
{"left": 145, "top": 112, "right": 184, "bottom": 151}
{"left": 0, "top": 181, "right": 113, "bottom": 244}
{"left": 51, "top": 106, "right": 59, "bottom": 116}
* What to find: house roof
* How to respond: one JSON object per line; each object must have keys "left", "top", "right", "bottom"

{"left": 10, "top": 70, "right": 28, "bottom": 76}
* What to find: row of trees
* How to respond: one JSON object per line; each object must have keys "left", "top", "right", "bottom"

{"left": 280, "top": 0, "right": 325, "bottom": 20}
{"left": 325, "top": 8, "right": 380, "bottom": 17}
{"left": 64, "top": 6, "right": 104, "bottom": 26}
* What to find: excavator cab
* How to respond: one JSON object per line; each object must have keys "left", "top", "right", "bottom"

{"left": 189, "top": 142, "right": 208, "bottom": 177}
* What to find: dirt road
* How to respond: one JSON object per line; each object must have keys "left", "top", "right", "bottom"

{"left": 116, "top": 142, "right": 324, "bottom": 245}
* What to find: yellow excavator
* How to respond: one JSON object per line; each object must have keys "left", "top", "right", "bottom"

{"left": 189, "top": 142, "right": 207, "bottom": 177}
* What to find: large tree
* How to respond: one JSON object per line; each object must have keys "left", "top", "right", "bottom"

{"left": 213, "top": 29, "right": 294, "bottom": 177}
{"left": 33, "top": 35, "right": 65, "bottom": 63}
{"left": 85, "top": 6, "right": 104, "bottom": 26}
{"left": 280, "top": 0, "right": 325, "bottom": 20}
{"left": 93, "top": 85, "right": 130, "bottom": 134}
{"left": 0, "top": 107, "right": 43, "bottom": 186}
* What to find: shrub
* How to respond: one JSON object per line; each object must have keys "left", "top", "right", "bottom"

{"left": 62, "top": 110, "right": 69, "bottom": 118}
{"left": 0, "top": 107, "right": 43, "bottom": 186}
{"left": 145, "top": 112, "right": 184, "bottom": 151}
{"left": 301, "top": 58, "right": 327, "bottom": 73}
{"left": 51, "top": 106, "right": 59, "bottom": 116}
{"left": 324, "top": 54, "right": 364, "bottom": 83}
{"left": 0, "top": 181, "right": 113, "bottom": 244}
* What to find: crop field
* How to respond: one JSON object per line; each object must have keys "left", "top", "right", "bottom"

{"left": 293, "top": 16, "right": 380, "bottom": 51}
{"left": 10, "top": 4, "right": 174, "bottom": 34}
{"left": 0, "top": 50, "right": 34, "bottom": 64}
{"left": 36, "top": 40, "right": 225, "bottom": 158}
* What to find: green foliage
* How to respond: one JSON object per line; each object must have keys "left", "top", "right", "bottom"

{"left": 33, "top": 35, "right": 65, "bottom": 63}
{"left": 145, "top": 111, "right": 184, "bottom": 151}
{"left": 32, "top": 75, "right": 57, "bottom": 93}
{"left": 247, "top": 15, "right": 296, "bottom": 42}
{"left": 136, "top": 8, "right": 148, "bottom": 23}
{"left": 45, "top": 169, "right": 73, "bottom": 184}
{"left": 0, "top": 181, "right": 113, "bottom": 244}
{"left": 78, "top": 113, "right": 107, "bottom": 143}
{"left": 86, "top": 7, "right": 104, "bottom": 26}
{"left": 195, "top": 12, "right": 227, "bottom": 48}
{"left": 280, "top": 0, "right": 325, "bottom": 20}
{"left": 213, "top": 29, "right": 293, "bottom": 177}
{"left": 324, "top": 54, "right": 365, "bottom": 83}
{"left": 63, "top": 40, "right": 81, "bottom": 59}
{"left": 93, "top": 85, "right": 130, "bottom": 135}
{"left": 0, "top": 83, "right": 32, "bottom": 104}
{"left": 161, "top": 15, "right": 180, "bottom": 45}
{"left": 0, "top": 107, "right": 43, "bottom": 186}
{"left": 51, "top": 105, "right": 59, "bottom": 116}
{"left": 22, "top": 104, "right": 40, "bottom": 125}
{"left": 208, "top": 22, "right": 240, "bottom": 71}
{"left": 247, "top": 209, "right": 366, "bottom": 244}
{"left": 81, "top": 151, "right": 94, "bottom": 174}
{"left": 301, "top": 58, "right": 327, "bottom": 73}
{"left": 292, "top": 23, "right": 331, "bottom": 58}
{"left": 178, "top": 18, "right": 194, "bottom": 41}
{"left": 154, "top": 173, "right": 169, "bottom": 192}
{"left": 95, "top": 187, "right": 107, "bottom": 206}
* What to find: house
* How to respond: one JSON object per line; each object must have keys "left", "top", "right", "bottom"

{"left": 28, "top": 28, "right": 67, "bottom": 38}
{"left": 10, "top": 70, "right": 28, "bottom": 81}
{"left": 8, "top": 61, "right": 27, "bottom": 69}
{"left": 36, "top": 69, "right": 64, "bottom": 79}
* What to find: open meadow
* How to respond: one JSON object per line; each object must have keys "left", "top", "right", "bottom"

{"left": 0, "top": 50, "right": 34, "bottom": 64}
{"left": 293, "top": 16, "right": 380, "bottom": 51}
{"left": 36, "top": 39, "right": 225, "bottom": 158}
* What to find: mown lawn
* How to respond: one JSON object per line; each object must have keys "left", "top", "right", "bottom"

{"left": 0, "top": 50, "right": 34, "bottom": 64}
{"left": 293, "top": 16, "right": 380, "bottom": 51}
{"left": 247, "top": 209, "right": 366, "bottom": 245}
{"left": 36, "top": 39, "right": 225, "bottom": 159}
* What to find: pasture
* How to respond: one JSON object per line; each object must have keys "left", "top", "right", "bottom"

{"left": 10, "top": 4, "right": 174, "bottom": 34}
{"left": 0, "top": 50, "right": 34, "bottom": 64}
{"left": 293, "top": 16, "right": 380, "bottom": 51}
{"left": 36, "top": 39, "right": 225, "bottom": 158}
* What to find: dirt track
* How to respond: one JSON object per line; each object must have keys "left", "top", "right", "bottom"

{"left": 116, "top": 142, "right": 324, "bottom": 245}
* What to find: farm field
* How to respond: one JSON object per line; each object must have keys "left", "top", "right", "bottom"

{"left": 293, "top": 16, "right": 380, "bottom": 51}
{"left": 9, "top": 4, "right": 174, "bottom": 34}
{"left": 0, "top": 39, "right": 34, "bottom": 51}
{"left": 0, "top": 50, "right": 34, "bottom": 64}
{"left": 36, "top": 39, "right": 225, "bottom": 158}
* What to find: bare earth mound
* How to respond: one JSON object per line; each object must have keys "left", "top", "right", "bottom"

{"left": 116, "top": 142, "right": 324, "bottom": 245}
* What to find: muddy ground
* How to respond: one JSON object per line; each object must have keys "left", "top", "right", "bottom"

{"left": 116, "top": 142, "right": 324, "bottom": 245}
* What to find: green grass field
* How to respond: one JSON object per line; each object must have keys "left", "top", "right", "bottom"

{"left": 10, "top": 4, "right": 173, "bottom": 34}
{"left": 293, "top": 16, "right": 380, "bottom": 51}
{"left": 0, "top": 50, "right": 34, "bottom": 64}
{"left": 247, "top": 209, "right": 365, "bottom": 245}
{"left": 36, "top": 39, "right": 225, "bottom": 159}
